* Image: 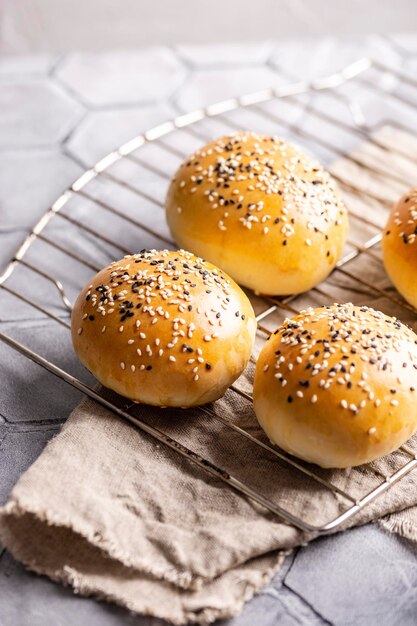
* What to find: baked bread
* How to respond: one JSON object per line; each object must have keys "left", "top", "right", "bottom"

{"left": 382, "top": 189, "right": 417, "bottom": 310}
{"left": 253, "top": 303, "right": 417, "bottom": 468}
{"left": 166, "top": 132, "right": 348, "bottom": 295}
{"left": 72, "top": 249, "right": 256, "bottom": 407}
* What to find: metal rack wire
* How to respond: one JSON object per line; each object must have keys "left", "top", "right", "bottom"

{"left": 2, "top": 57, "right": 417, "bottom": 536}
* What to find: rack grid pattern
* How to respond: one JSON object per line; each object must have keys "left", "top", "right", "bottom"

{"left": 2, "top": 58, "right": 417, "bottom": 536}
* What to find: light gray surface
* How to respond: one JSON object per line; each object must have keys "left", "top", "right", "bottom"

{"left": 2, "top": 36, "right": 417, "bottom": 626}
{"left": 1, "top": 0, "right": 417, "bottom": 54}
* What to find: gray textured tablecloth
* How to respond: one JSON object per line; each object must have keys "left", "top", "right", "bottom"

{"left": 2, "top": 34, "right": 417, "bottom": 626}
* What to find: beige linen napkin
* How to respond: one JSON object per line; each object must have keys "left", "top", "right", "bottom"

{"left": 1, "top": 126, "right": 417, "bottom": 624}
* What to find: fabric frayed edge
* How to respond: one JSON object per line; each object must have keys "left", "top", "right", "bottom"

{"left": 377, "top": 517, "right": 417, "bottom": 542}
{"left": 0, "top": 501, "right": 290, "bottom": 626}
{"left": 25, "top": 550, "right": 290, "bottom": 625}
{"left": 184, "top": 550, "right": 290, "bottom": 625}
{"left": 0, "top": 499, "right": 205, "bottom": 591}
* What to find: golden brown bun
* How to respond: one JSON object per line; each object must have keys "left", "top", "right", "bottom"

{"left": 166, "top": 132, "right": 348, "bottom": 295}
{"left": 382, "top": 189, "right": 417, "bottom": 309}
{"left": 253, "top": 303, "right": 417, "bottom": 468}
{"left": 71, "top": 249, "right": 256, "bottom": 407}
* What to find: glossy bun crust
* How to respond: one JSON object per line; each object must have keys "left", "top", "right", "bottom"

{"left": 166, "top": 132, "right": 348, "bottom": 295}
{"left": 72, "top": 249, "right": 256, "bottom": 407}
{"left": 382, "top": 189, "right": 417, "bottom": 309}
{"left": 254, "top": 304, "right": 417, "bottom": 468}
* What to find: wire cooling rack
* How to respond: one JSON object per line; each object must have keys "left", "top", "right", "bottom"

{"left": 2, "top": 58, "right": 417, "bottom": 536}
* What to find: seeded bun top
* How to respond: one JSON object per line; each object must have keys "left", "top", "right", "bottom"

{"left": 383, "top": 189, "right": 417, "bottom": 310}
{"left": 254, "top": 303, "right": 417, "bottom": 468}
{"left": 166, "top": 132, "right": 348, "bottom": 295}
{"left": 71, "top": 249, "right": 256, "bottom": 407}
